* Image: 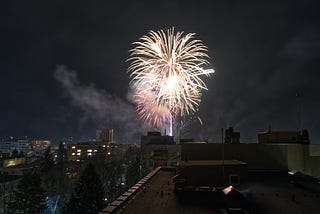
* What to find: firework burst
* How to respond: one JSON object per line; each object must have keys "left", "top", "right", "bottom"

{"left": 128, "top": 28, "right": 214, "bottom": 135}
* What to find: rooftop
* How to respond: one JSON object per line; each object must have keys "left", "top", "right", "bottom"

{"left": 121, "top": 170, "right": 217, "bottom": 214}
{"left": 103, "top": 168, "right": 320, "bottom": 214}
{"left": 179, "top": 160, "right": 247, "bottom": 166}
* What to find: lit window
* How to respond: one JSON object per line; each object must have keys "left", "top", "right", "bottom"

{"left": 77, "top": 149, "right": 81, "bottom": 152}
{"left": 94, "top": 149, "right": 97, "bottom": 152}
{"left": 72, "top": 146, "right": 76, "bottom": 149}
{"left": 107, "top": 152, "right": 111, "bottom": 155}
{"left": 76, "top": 159, "right": 80, "bottom": 162}
{"left": 77, "top": 153, "right": 81, "bottom": 156}
{"left": 102, "top": 145, "right": 106, "bottom": 148}
{"left": 87, "top": 149, "right": 92, "bottom": 152}
{"left": 72, "top": 153, "right": 75, "bottom": 156}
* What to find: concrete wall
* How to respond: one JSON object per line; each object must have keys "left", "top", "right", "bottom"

{"left": 181, "top": 143, "right": 320, "bottom": 178}
{"left": 178, "top": 164, "right": 247, "bottom": 187}
{"left": 181, "top": 143, "right": 288, "bottom": 170}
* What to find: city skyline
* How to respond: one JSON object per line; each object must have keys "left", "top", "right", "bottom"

{"left": 1, "top": 0, "right": 320, "bottom": 143}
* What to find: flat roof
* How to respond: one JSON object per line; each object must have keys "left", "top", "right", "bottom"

{"left": 119, "top": 169, "right": 320, "bottom": 214}
{"left": 121, "top": 170, "right": 217, "bottom": 214}
{"left": 179, "top": 160, "right": 247, "bottom": 166}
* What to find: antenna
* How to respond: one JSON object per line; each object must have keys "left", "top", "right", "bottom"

{"left": 296, "top": 92, "right": 302, "bottom": 132}
{"left": 221, "top": 128, "right": 225, "bottom": 186}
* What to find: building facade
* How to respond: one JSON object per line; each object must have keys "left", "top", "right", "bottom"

{"left": 174, "top": 160, "right": 248, "bottom": 190}
{"left": 141, "top": 132, "right": 181, "bottom": 171}
{"left": 258, "top": 130, "right": 310, "bottom": 144}
{"left": 181, "top": 142, "right": 320, "bottom": 178}
{"left": 96, "top": 129, "right": 114, "bottom": 143}
{"left": 0, "top": 138, "right": 30, "bottom": 156}
{"left": 68, "top": 141, "right": 134, "bottom": 162}
{"left": 224, "top": 127, "right": 240, "bottom": 144}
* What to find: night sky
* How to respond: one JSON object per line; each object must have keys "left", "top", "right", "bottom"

{"left": 1, "top": 0, "right": 320, "bottom": 143}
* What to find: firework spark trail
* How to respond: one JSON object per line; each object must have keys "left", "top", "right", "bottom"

{"left": 128, "top": 28, "right": 214, "bottom": 135}
{"left": 133, "top": 90, "right": 171, "bottom": 127}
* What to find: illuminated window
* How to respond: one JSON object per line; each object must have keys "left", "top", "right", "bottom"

{"left": 72, "top": 153, "right": 75, "bottom": 156}
{"left": 88, "top": 152, "right": 92, "bottom": 156}
{"left": 72, "top": 146, "right": 76, "bottom": 149}
{"left": 77, "top": 149, "right": 81, "bottom": 152}
{"left": 87, "top": 149, "right": 92, "bottom": 152}
{"left": 77, "top": 153, "right": 81, "bottom": 156}
{"left": 94, "top": 149, "right": 97, "bottom": 152}
{"left": 107, "top": 152, "right": 111, "bottom": 155}
{"left": 102, "top": 145, "right": 106, "bottom": 148}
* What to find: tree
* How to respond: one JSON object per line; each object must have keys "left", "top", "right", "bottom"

{"left": 8, "top": 171, "right": 47, "bottom": 213}
{"left": 18, "top": 150, "right": 24, "bottom": 157}
{"left": 56, "top": 141, "right": 67, "bottom": 167}
{"left": 125, "top": 149, "right": 141, "bottom": 188}
{"left": 65, "top": 163, "right": 104, "bottom": 214}
{"left": 42, "top": 168, "right": 71, "bottom": 214}
{"left": 11, "top": 149, "right": 18, "bottom": 158}
{"left": 100, "top": 154, "right": 122, "bottom": 202}
{"left": 41, "top": 146, "right": 54, "bottom": 172}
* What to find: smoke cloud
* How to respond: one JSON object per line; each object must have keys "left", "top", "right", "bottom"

{"left": 53, "top": 65, "right": 147, "bottom": 143}
{"left": 196, "top": 28, "right": 320, "bottom": 143}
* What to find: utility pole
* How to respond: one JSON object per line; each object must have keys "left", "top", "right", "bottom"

{"left": 296, "top": 92, "right": 302, "bottom": 133}
{"left": 221, "top": 128, "right": 225, "bottom": 186}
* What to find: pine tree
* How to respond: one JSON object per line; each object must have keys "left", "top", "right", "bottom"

{"left": 66, "top": 163, "right": 104, "bottom": 214}
{"left": 41, "top": 146, "right": 54, "bottom": 172}
{"left": 57, "top": 141, "right": 67, "bottom": 167}
{"left": 11, "top": 148, "right": 18, "bottom": 158}
{"left": 9, "top": 171, "right": 47, "bottom": 213}
{"left": 18, "top": 150, "right": 24, "bottom": 157}
{"left": 42, "top": 167, "right": 71, "bottom": 214}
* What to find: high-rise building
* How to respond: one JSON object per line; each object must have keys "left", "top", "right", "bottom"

{"left": 96, "top": 129, "right": 114, "bottom": 143}
{"left": 224, "top": 127, "right": 240, "bottom": 144}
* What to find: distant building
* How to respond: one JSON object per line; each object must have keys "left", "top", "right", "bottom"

{"left": 0, "top": 138, "right": 30, "bottom": 156}
{"left": 96, "top": 129, "right": 114, "bottom": 143}
{"left": 59, "top": 137, "right": 74, "bottom": 145}
{"left": 141, "top": 131, "right": 175, "bottom": 145}
{"left": 69, "top": 141, "right": 106, "bottom": 161}
{"left": 258, "top": 129, "right": 310, "bottom": 144}
{"left": 141, "top": 132, "right": 180, "bottom": 171}
{"left": 29, "top": 140, "right": 51, "bottom": 156}
{"left": 0, "top": 151, "right": 10, "bottom": 159}
{"left": 3, "top": 157, "right": 26, "bottom": 168}
{"left": 225, "top": 127, "right": 240, "bottom": 144}
{"left": 0, "top": 138, "right": 51, "bottom": 157}
{"left": 69, "top": 141, "right": 134, "bottom": 162}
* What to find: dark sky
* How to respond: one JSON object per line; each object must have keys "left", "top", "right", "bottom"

{"left": 1, "top": 0, "right": 320, "bottom": 143}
